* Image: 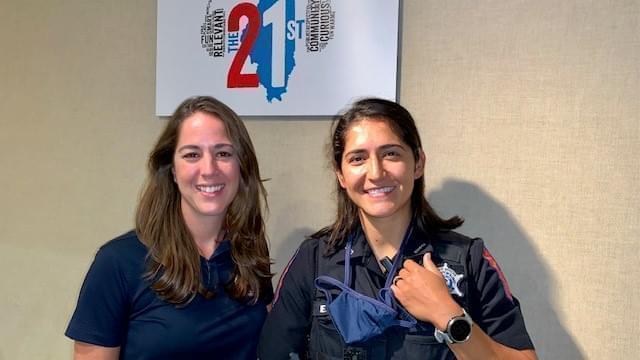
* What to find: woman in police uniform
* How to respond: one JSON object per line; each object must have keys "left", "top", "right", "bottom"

{"left": 259, "top": 98, "right": 537, "bottom": 360}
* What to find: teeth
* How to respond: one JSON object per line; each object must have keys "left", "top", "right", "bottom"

{"left": 197, "top": 184, "right": 224, "bottom": 193}
{"left": 367, "top": 187, "right": 394, "bottom": 196}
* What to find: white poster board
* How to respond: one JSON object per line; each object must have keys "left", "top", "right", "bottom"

{"left": 156, "top": 0, "right": 399, "bottom": 116}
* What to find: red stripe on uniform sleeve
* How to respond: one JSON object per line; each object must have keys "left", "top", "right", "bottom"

{"left": 272, "top": 247, "right": 301, "bottom": 305}
{"left": 482, "top": 247, "right": 513, "bottom": 301}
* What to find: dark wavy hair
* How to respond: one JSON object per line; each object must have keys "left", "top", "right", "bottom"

{"left": 136, "top": 96, "right": 272, "bottom": 305}
{"left": 312, "top": 98, "right": 463, "bottom": 254}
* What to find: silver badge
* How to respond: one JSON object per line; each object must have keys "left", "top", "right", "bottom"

{"left": 438, "top": 262, "right": 464, "bottom": 297}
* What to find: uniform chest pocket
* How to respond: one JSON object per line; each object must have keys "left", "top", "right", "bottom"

{"left": 403, "top": 333, "right": 439, "bottom": 345}
{"left": 309, "top": 299, "right": 345, "bottom": 359}
{"left": 396, "top": 324, "right": 453, "bottom": 360}
{"left": 404, "top": 322, "right": 439, "bottom": 345}
{"left": 311, "top": 298, "right": 336, "bottom": 328}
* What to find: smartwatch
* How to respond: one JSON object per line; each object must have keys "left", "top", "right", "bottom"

{"left": 434, "top": 308, "right": 473, "bottom": 344}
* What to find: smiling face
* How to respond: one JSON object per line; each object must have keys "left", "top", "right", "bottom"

{"left": 173, "top": 111, "right": 240, "bottom": 226}
{"left": 336, "top": 118, "right": 425, "bottom": 225}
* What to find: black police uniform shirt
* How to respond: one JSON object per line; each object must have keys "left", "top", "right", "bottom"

{"left": 66, "top": 231, "right": 271, "bottom": 360}
{"left": 258, "top": 228, "right": 535, "bottom": 360}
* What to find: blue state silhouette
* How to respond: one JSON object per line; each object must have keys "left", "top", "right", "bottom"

{"left": 250, "top": 0, "right": 297, "bottom": 102}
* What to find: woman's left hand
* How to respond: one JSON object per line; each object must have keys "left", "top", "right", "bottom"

{"left": 391, "top": 252, "right": 463, "bottom": 330}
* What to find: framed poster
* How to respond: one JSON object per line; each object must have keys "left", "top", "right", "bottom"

{"left": 156, "top": 0, "right": 399, "bottom": 116}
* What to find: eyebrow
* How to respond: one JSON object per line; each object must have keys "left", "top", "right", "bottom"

{"left": 344, "top": 143, "right": 405, "bottom": 156}
{"left": 176, "top": 143, "right": 234, "bottom": 152}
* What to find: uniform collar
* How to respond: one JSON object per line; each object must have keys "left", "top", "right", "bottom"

{"left": 336, "top": 229, "right": 368, "bottom": 265}
{"left": 364, "top": 225, "right": 433, "bottom": 280}
{"left": 337, "top": 225, "right": 436, "bottom": 273}
{"left": 402, "top": 226, "right": 435, "bottom": 258}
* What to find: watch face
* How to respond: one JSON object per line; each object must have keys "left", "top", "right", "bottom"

{"left": 449, "top": 319, "right": 472, "bottom": 342}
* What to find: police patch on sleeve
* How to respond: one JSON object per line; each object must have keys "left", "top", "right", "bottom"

{"left": 438, "top": 263, "right": 464, "bottom": 297}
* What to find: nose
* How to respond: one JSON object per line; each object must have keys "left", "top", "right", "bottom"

{"left": 367, "top": 156, "right": 384, "bottom": 180}
{"left": 201, "top": 153, "right": 219, "bottom": 177}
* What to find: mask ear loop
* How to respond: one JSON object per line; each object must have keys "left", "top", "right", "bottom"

{"left": 378, "top": 287, "right": 417, "bottom": 326}
{"left": 378, "top": 218, "right": 418, "bottom": 327}
{"left": 344, "top": 231, "right": 355, "bottom": 287}
{"left": 315, "top": 234, "right": 360, "bottom": 302}
{"left": 315, "top": 276, "right": 349, "bottom": 303}
{"left": 315, "top": 230, "right": 358, "bottom": 304}
{"left": 382, "top": 222, "right": 415, "bottom": 290}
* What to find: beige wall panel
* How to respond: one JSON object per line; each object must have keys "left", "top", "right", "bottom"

{"left": 0, "top": 0, "right": 162, "bottom": 358}
{"left": 401, "top": 1, "right": 639, "bottom": 359}
{"left": 245, "top": 119, "right": 335, "bottom": 278}
{"left": 0, "top": 0, "right": 637, "bottom": 359}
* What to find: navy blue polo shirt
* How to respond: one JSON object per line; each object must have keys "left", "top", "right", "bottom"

{"left": 259, "top": 228, "right": 534, "bottom": 359}
{"left": 66, "top": 231, "right": 270, "bottom": 359}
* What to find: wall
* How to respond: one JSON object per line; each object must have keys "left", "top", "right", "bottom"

{"left": 0, "top": 1, "right": 637, "bottom": 359}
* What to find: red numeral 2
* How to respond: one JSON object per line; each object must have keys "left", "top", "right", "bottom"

{"left": 227, "top": 3, "right": 260, "bottom": 88}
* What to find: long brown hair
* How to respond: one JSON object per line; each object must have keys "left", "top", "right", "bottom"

{"left": 136, "top": 96, "right": 271, "bottom": 305}
{"left": 313, "top": 98, "right": 464, "bottom": 254}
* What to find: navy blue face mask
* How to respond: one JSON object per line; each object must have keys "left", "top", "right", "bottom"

{"left": 314, "top": 226, "right": 417, "bottom": 345}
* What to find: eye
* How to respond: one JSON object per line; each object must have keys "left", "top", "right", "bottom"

{"left": 383, "top": 147, "right": 405, "bottom": 160}
{"left": 182, "top": 152, "right": 200, "bottom": 160}
{"left": 383, "top": 150, "right": 399, "bottom": 158}
{"left": 347, "top": 154, "right": 365, "bottom": 165}
{"left": 216, "top": 150, "right": 234, "bottom": 159}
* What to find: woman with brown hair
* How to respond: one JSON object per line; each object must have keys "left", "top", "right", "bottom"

{"left": 66, "top": 96, "right": 272, "bottom": 359}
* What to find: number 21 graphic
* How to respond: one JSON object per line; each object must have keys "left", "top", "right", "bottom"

{"left": 226, "top": 1, "right": 303, "bottom": 89}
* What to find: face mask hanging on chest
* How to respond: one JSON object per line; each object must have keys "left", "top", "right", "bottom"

{"left": 314, "top": 226, "right": 417, "bottom": 345}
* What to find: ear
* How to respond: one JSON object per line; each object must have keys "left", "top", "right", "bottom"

{"left": 335, "top": 169, "right": 346, "bottom": 189}
{"left": 414, "top": 150, "right": 426, "bottom": 179}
